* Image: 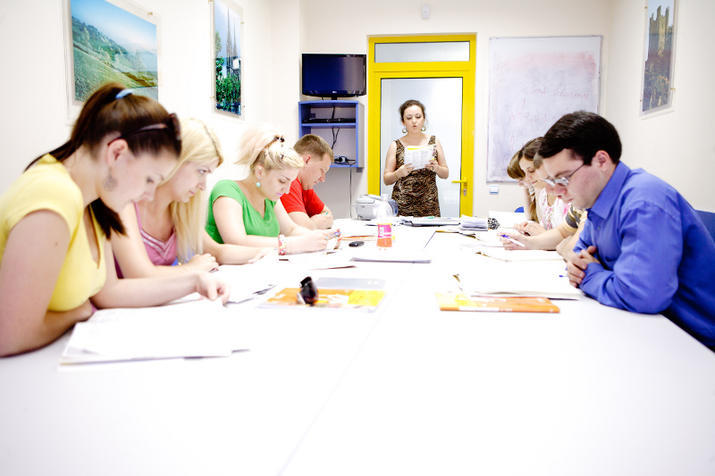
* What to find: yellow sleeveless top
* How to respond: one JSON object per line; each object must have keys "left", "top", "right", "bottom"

{"left": 0, "top": 154, "right": 106, "bottom": 311}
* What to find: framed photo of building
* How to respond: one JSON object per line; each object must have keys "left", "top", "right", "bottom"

{"left": 64, "top": 0, "right": 159, "bottom": 104}
{"left": 641, "top": 0, "right": 677, "bottom": 114}
{"left": 212, "top": 0, "right": 243, "bottom": 117}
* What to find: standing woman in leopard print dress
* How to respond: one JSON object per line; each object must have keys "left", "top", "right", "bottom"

{"left": 383, "top": 99, "right": 449, "bottom": 216}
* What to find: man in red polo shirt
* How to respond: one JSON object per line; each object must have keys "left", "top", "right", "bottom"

{"left": 281, "top": 134, "right": 334, "bottom": 229}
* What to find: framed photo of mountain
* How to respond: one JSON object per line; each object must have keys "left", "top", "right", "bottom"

{"left": 64, "top": 0, "right": 159, "bottom": 103}
{"left": 212, "top": 0, "right": 243, "bottom": 117}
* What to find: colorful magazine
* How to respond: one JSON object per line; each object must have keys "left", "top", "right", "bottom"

{"left": 265, "top": 287, "right": 386, "bottom": 312}
{"left": 436, "top": 292, "right": 560, "bottom": 313}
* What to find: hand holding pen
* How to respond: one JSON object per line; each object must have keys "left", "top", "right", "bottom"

{"left": 499, "top": 232, "right": 527, "bottom": 249}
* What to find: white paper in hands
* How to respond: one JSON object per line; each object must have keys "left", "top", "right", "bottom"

{"left": 404, "top": 145, "right": 435, "bottom": 170}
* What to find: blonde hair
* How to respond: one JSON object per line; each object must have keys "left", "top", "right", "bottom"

{"left": 236, "top": 125, "right": 304, "bottom": 172}
{"left": 165, "top": 118, "right": 224, "bottom": 262}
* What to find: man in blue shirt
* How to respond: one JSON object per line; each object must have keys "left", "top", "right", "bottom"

{"left": 537, "top": 111, "right": 715, "bottom": 349}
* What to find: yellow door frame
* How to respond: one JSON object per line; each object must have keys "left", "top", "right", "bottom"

{"left": 367, "top": 34, "right": 476, "bottom": 216}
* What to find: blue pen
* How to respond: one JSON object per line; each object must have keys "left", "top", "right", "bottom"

{"left": 500, "top": 233, "right": 526, "bottom": 248}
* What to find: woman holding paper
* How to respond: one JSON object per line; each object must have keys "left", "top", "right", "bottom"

{"left": 383, "top": 99, "right": 448, "bottom": 216}
{"left": 112, "top": 118, "right": 266, "bottom": 279}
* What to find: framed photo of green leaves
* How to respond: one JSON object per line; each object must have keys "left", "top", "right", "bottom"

{"left": 212, "top": 0, "right": 243, "bottom": 117}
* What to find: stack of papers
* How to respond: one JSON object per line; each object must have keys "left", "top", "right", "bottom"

{"left": 61, "top": 300, "right": 237, "bottom": 364}
{"left": 460, "top": 216, "right": 489, "bottom": 231}
{"left": 404, "top": 145, "right": 435, "bottom": 170}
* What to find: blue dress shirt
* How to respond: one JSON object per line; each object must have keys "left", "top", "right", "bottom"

{"left": 575, "top": 162, "right": 715, "bottom": 347}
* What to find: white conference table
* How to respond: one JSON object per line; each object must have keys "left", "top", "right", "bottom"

{"left": 1, "top": 222, "right": 714, "bottom": 476}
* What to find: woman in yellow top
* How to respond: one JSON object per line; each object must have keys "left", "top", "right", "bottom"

{"left": 0, "top": 83, "right": 228, "bottom": 356}
{"left": 112, "top": 118, "right": 266, "bottom": 278}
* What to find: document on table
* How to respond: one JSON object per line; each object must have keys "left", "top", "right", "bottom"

{"left": 489, "top": 210, "right": 526, "bottom": 229}
{"left": 404, "top": 145, "right": 435, "bottom": 170}
{"left": 472, "top": 247, "right": 564, "bottom": 261}
{"left": 454, "top": 263, "right": 582, "bottom": 300}
{"left": 215, "top": 263, "right": 279, "bottom": 303}
{"left": 60, "top": 299, "right": 237, "bottom": 365}
{"left": 351, "top": 249, "right": 431, "bottom": 263}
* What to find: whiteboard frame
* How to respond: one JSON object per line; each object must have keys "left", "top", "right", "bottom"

{"left": 486, "top": 35, "right": 602, "bottom": 183}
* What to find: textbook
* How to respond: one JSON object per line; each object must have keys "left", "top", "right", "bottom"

{"left": 436, "top": 292, "right": 560, "bottom": 313}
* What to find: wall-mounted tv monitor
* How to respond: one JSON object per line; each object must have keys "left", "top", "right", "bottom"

{"left": 302, "top": 53, "right": 366, "bottom": 98}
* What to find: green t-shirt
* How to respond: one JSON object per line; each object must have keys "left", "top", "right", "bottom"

{"left": 206, "top": 180, "right": 280, "bottom": 243}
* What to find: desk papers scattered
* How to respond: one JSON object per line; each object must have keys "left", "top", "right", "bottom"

{"left": 61, "top": 299, "right": 237, "bottom": 364}
{"left": 403, "top": 144, "right": 435, "bottom": 170}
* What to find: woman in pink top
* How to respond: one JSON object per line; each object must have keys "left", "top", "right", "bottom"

{"left": 511, "top": 137, "right": 570, "bottom": 235}
{"left": 113, "top": 118, "right": 265, "bottom": 278}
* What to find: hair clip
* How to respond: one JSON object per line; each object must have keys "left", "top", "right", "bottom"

{"left": 115, "top": 89, "right": 133, "bottom": 99}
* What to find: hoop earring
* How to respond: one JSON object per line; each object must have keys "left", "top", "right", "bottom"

{"left": 103, "top": 172, "right": 117, "bottom": 191}
{"left": 256, "top": 181, "right": 261, "bottom": 188}
{"left": 402, "top": 128, "right": 407, "bottom": 134}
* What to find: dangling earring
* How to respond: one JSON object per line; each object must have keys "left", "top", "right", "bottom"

{"left": 103, "top": 172, "right": 117, "bottom": 191}
{"left": 402, "top": 127, "right": 407, "bottom": 134}
{"left": 421, "top": 125, "right": 426, "bottom": 132}
{"left": 256, "top": 181, "right": 261, "bottom": 188}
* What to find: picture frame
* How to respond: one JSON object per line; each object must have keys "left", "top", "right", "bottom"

{"left": 63, "top": 0, "right": 159, "bottom": 110}
{"left": 211, "top": 0, "right": 243, "bottom": 117}
{"left": 641, "top": 0, "right": 677, "bottom": 115}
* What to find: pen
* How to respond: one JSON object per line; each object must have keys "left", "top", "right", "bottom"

{"left": 500, "top": 234, "right": 526, "bottom": 248}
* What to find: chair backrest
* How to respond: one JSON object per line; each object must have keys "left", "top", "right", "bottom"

{"left": 696, "top": 210, "right": 715, "bottom": 242}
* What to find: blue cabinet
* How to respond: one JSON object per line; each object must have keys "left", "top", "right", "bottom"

{"left": 298, "top": 100, "right": 364, "bottom": 168}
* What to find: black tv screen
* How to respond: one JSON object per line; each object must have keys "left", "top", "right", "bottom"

{"left": 302, "top": 54, "right": 366, "bottom": 98}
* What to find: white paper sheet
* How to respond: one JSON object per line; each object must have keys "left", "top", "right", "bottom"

{"left": 61, "top": 299, "right": 237, "bottom": 364}
{"left": 404, "top": 145, "right": 436, "bottom": 170}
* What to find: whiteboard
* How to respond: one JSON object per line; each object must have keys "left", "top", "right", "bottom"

{"left": 487, "top": 36, "right": 601, "bottom": 182}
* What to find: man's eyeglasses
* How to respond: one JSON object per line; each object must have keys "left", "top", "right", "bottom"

{"left": 541, "top": 163, "right": 585, "bottom": 187}
{"left": 111, "top": 113, "right": 182, "bottom": 154}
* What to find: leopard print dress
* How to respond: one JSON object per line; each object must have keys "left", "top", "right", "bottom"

{"left": 391, "top": 136, "right": 440, "bottom": 217}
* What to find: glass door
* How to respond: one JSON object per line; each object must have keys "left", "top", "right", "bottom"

{"left": 379, "top": 77, "right": 463, "bottom": 217}
{"left": 367, "top": 34, "right": 476, "bottom": 216}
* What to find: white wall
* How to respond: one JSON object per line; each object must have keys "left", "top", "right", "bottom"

{"left": 606, "top": 0, "right": 714, "bottom": 211}
{"left": 300, "top": 0, "right": 614, "bottom": 217}
{"left": 0, "top": 0, "right": 278, "bottom": 192}
{"left": 2, "top": 0, "right": 713, "bottom": 215}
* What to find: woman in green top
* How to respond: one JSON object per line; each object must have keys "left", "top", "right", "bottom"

{"left": 206, "top": 125, "right": 331, "bottom": 253}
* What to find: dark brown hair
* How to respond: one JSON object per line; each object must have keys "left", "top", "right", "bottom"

{"left": 399, "top": 99, "right": 426, "bottom": 121}
{"left": 27, "top": 83, "right": 180, "bottom": 238}
{"left": 538, "top": 110, "right": 621, "bottom": 165}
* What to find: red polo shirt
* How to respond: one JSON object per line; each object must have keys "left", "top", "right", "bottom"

{"left": 281, "top": 178, "right": 325, "bottom": 217}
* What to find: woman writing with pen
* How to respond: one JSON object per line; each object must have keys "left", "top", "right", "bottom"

{"left": 205, "top": 124, "right": 335, "bottom": 255}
